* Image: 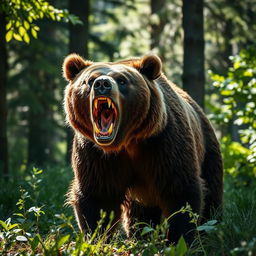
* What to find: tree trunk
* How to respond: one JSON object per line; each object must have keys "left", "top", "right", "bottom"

{"left": 28, "top": 106, "right": 49, "bottom": 167}
{"left": 182, "top": 0, "right": 205, "bottom": 109}
{"left": 150, "top": 0, "right": 166, "bottom": 53}
{"left": 0, "top": 13, "right": 9, "bottom": 180}
{"left": 27, "top": 27, "right": 56, "bottom": 167}
{"left": 66, "top": 0, "right": 90, "bottom": 163}
{"left": 222, "top": 20, "right": 233, "bottom": 73}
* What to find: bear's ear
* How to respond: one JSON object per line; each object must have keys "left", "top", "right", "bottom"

{"left": 139, "top": 55, "right": 162, "bottom": 80}
{"left": 63, "top": 54, "right": 93, "bottom": 82}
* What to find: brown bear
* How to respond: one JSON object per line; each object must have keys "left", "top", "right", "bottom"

{"left": 62, "top": 54, "right": 223, "bottom": 244}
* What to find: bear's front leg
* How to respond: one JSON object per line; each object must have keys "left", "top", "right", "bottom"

{"left": 163, "top": 178, "right": 203, "bottom": 244}
{"left": 74, "top": 194, "right": 123, "bottom": 235}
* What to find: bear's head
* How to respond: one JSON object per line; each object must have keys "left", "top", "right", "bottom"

{"left": 63, "top": 54, "right": 167, "bottom": 152}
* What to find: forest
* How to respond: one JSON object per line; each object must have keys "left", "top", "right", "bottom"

{"left": 0, "top": 0, "right": 256, "bottom": 255}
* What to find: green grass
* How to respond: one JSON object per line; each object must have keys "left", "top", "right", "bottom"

{"left": 202, "top": 181, "right": 256, "bottom": 255}
{"left": 0, "top": 167, "right": 256, "bottom": 255}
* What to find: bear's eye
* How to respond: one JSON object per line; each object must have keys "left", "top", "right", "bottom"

{"left": 116, "top": 77, "right": 126, "bottom": 86}
{"left": 88, "top": 78, "right": 95, "bottom": 87}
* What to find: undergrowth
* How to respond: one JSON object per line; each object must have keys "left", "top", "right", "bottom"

{"left": 0, "top": 167, "right": 256, "bottom": 255}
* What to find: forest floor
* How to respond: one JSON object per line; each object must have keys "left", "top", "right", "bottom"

{"left": 0, "top": 166, "right": 256, "bottom": 255}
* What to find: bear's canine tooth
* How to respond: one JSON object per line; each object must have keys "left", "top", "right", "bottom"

{"left": 107, "top": 98, "right": 111, "bottom": 108}
{"left": 94, "top": 99, "right": 98, "bottom": 109}
{"left": 113, "top": 104, "right": 117, "bottom": 114}
{"left": 108, "top": 123, "right": 113, "bottom": 134}
{"left": 94, "top": 122, "right": 100, "bottom": 134}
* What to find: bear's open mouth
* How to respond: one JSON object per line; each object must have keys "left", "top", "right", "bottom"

{"left": 92, "top": 97, "right": 118, "bottom": 144}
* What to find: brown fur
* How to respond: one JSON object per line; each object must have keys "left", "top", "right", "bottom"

{"left": 63, "top": 54, "right": 223, "bottom": 243}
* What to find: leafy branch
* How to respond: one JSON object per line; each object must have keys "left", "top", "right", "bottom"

{"left": 1, "top": 0, "right": 82, "bottom": 43}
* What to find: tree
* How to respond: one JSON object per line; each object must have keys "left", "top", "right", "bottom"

{"left": 0, "top": 0, "right": 78, "bottom": 179}
{"left": 26, "top": 24, "right": 63, "bottom": 166}
{"left": 65, "top": 0, "right": 90, "bottom": 162}
{"left": 182, "top": 0, "right": 205, "bottom": 109}
{"left": 150, "top": 0, "right": 167, "bottom": 59}
{"left": 0, "top": 12, "right": 8, "bottom": 180}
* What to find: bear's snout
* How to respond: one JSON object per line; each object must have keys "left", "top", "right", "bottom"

{"left": 93, "top": 76, "right": 113, "bottom": 97}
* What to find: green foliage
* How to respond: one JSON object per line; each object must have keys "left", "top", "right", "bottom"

{"left": 205, "top": 0, "right": 256, "bottom": 73}
{"left": 1, "top": 0, "right": 81, "bottom": 43}
{"left": 210, "top": 46, "right": 256, "bottom": 129}
{"left": 1, "top": 166, "right": 256, "bottom": 255}
{"left": 221, "top": 137, "right": 256, "bottom": 187}
{"left": 209, "top": 45, "right": 256, "bottom": 185}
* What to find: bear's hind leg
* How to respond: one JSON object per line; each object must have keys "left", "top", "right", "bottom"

{"left": 201, "top": 143, "right": 223, "bottom": 221}
{"left": 162, "top": 178, "right": 203, "bottom": 244}
{"left": 123, "top": 200, "right": 162, "bottom": 237}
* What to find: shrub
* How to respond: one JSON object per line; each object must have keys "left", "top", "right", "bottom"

{"left": 209, "top": 45, "right": 256, "bottom": 186}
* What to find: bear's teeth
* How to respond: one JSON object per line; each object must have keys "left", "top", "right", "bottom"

{"left": 94, "top": 122, "right": 100, "bottom": 134}
{"left": 94, "top": 99, "right": 98, "bottom": 110}
{"left": 108, "top": 123, "right": 113, "bottom": 134}
{"left": 107, "top": 98, "right": 111, "bottom": 108}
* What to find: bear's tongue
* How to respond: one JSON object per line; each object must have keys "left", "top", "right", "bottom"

{"left": 100, "top": 109, "right": 113, "bottom": 133}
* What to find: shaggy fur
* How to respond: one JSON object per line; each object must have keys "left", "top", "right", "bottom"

{"left": 63, "top": 54, "right": 223, "bottom": 244}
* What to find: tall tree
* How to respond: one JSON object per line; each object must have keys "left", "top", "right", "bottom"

{"left": 0, "top": 0, "right": 79, "bottom": 174}
{"left": 66, "top": 0, "right": 90, "bottom": 162}
{"left": 150, "top": 0, "right": 167, "bottom": 60}
{"left": 0, "top": 12, "right": 8, "bottom": 180}
{"left": 27, "top": 26, "right": 59, "bottom": 166}
{"left": 182, "top": 0, "right": 205, "bottom": 109}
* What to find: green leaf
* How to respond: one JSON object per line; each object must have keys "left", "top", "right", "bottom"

{"left": 24, "top": 20, "right": 30, "bottom": 30}
{"left": 0, "top": 220, "right": 8, "bottom": 231}
{"left": 205, "top": 220, "right": 218, "bottom": 226}
{"left": 56, "top": 234, "right": 70, "bottom": 249}
{"left": 8, "top": 223, "right": 19, "bottom": 230}
{"left": 33, "top": 26, "right": 40, "bottom": 31}
{"left": 197, "top": 219, "right": 218, "bottom": 232}
{"left": 234, "top": 61, "right": 241, "bottom": 69}
{"left": 15, "top": 20, "right": 20, "bottom": 28}
{"left": 164, "top": 247, "right": 176, "bottom": 256}
{"left": 31, "top": 28, "right": 38, "bottom": 39}
{"left": 19, "top": 26, "right": 26, "bottom": 36}
{"left": 49, "top": 12, "right": 55, "bottom": 20}
{"left": 39, "top": 11, "right": 44, "bottom": 19}
{"left": 197, "top": 225, "right": 215, "bottom": 232}
{"left": 221, "top": 90, "right": 234, "bottom": 96}
{"left": 13, "top": 33, "right": 23, "bottom": 41}
{"left": 5, "top": 30, "right": 13, "bottom": 42}
{"left": 141, "top": 226, "right": 154, "bottom": 236}
{"left": 243, "top": 69, "right": 253, "bottom": 77}
{"left": 14, "top": 213, "right": 24, "bottom": 217}
{"left": 6, "top": 21, "right": 12, "bottom": 30}
{"left": 33, "top": 167, "right": 43, "bottom": 174}
{"left": 23, "top": 32, "right": 30, "bottom": 44}
{"left": 175, "top": 236, "right": 187, "bottom": 256}
{"left": 28, "top": 16, "right": 33, "bottom": 23}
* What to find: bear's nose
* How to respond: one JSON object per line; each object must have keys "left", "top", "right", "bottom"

{"left": 93, "top": 76, "right": 112, "bottom": 96}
